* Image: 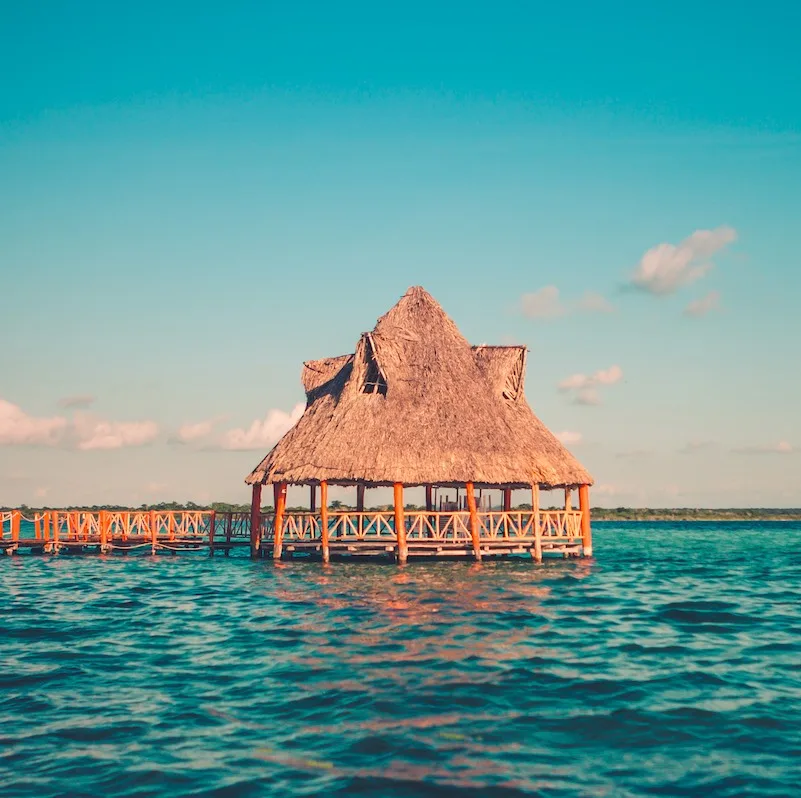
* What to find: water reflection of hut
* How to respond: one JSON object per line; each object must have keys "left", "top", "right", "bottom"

{"left": 246, "top": 287, "right": 593, "bottom": 563}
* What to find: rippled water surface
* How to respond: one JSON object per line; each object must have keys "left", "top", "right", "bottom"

{"left": 2, "top": 522, "right": 801, "bottom": 797}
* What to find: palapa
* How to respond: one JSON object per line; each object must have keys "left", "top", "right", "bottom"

{"left": 246, "top": 286, "right": 592, "bottom": 489}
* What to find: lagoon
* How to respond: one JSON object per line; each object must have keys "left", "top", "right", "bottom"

{"left": 2, "top": 522, "right": 800, "bottom": 797}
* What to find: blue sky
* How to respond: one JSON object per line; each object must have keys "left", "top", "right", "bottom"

{"left": 1, "top": 1, "right": 800, "bottom": 507}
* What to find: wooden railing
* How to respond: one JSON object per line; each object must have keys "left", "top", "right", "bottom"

{"left": 1, "top": 508, "right": 586, "bottom": 555}
{"left": 269, "top": 509, "right": 583, "bottom": 543}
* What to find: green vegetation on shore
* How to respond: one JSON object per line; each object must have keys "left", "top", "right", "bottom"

{"left": 4, "top": 502, "right": 800, "bottom": 521}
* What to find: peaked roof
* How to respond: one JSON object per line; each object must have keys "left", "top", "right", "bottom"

{"left": 246, "top": 286, "right": 592, "bottom": 488}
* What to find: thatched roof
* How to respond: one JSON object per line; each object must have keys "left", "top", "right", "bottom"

{"left": 246, "top": 287, "right": 592, "bottom": 489}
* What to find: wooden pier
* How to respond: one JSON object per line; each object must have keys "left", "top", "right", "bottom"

{"left": 0, "top": 505, "right": 589, "bottom": 562}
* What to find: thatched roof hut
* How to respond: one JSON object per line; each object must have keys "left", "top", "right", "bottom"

{"left": 246, "top": 286, "right": 591, "bottom": 490}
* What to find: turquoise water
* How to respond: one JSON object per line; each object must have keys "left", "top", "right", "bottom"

{"left": 2, "top": 522, "right": 800, "bottom": 797}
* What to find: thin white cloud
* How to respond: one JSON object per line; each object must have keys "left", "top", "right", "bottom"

{"left": 684, "top": 290, "right": 721, "bottom": 318}
{"left": 520, "top": 286, "right": 615, "bottom": 320}
{"left": 734, "top": 441, "right": 794, "bottom": 455}
{"left": 58, "top": 394, "right": 96, "bottom": 409}
{"left": 629, "top": 227, "right": 736, "bottom": 295}
{"left": 577, "top": 292, "right": 616, "bottom": 314}
{"left": 219, "top": 403, "right": 304, "bottom": 451}
{"left": 73, "top": 413, "right": 159, "bottom": 451}
{"left": 679, "top": 440, "right": 717, "bottom": 454}
{"left": 520, "top": 286, "right": 566, "bottom": 319}
{"left": 0, "top": 399, "right": 68, "bottom": 446}
{"left": 555, "top": 430, "right": 582, "bottom": 445}
{"left": 177, "top": 416, "right": 225, "bottom": 443}
{"left": 558, "top": 365, "right": 622, "bottom": 406}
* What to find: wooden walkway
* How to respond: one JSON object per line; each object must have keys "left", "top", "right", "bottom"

{"left": 1, "top": 508, "right": 588, "bottom": 561}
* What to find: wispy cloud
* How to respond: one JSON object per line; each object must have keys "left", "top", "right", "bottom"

{"left": 58, "top": 394, "right": 96, "bottom": 409}
{"left": 684, "top": 290, "right": 721, "bottom": 318}
{"left": 616, "top": 449, "right": 652, "bottom": 459}
{"left": 555, "top": 430, "right": 582, "bottom": 445}
{"left": 72, "top": 413, "right": 159, "bottom": 451}
{"left": 629, "top": 227, "right": 736, "bottom": 295}
{"left": 679, "top": 440, "right": 717, "bottom": 454}
{"left": 175, "top": 416, "right": 226, "bottom": 443}
{"left": 218, "top": 403, "right": 304, "bottom": 451}
{"left": 558, "top": 365, "right": 623, "bottom": 406}
{"left": 0, "top": 399, "right": 68, "bottom": 446}
{"left": 520, "top": 286, "right": 566, "bottom": 319}
{"left": 520, "top": 286, "right": 615, "bottom": 320}
{"left": 577, "top": 292, "right": 616, "bottom": 314}
{"left": 734, "top": 441, "right": 794, "bottom": 455}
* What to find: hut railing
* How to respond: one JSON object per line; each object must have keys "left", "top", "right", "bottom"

{"left": 271, "top": 509, "right": 583, "bottom": 543}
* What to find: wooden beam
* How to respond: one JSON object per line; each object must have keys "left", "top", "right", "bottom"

{"left": 465, "top": 482, "right": 482, "bottom": 561}
{"left": 394, "top": 483, "right": 407, "bottom": 564}
{"left": 532, "top": 485, "right": 542, "bottom": 563}
{"left": 425, "top": 485, "right": 433, "bottom": 512}
{"left": 565, "top": 488, "right": 572, "bottom": 511}
{"left": 579, "top": 484, "right": 593, "bottom": 557}
{"left": 209, "top": 510, "right": 216, "bottom": 557}
{"left": 310, "top": 484, "right": 317, "bottom": 513}
{"left": 503, "top": 488, "right": 512, "bottom": 512}
{"left": 356, "top": 484, "right": 365, "bottom": 512}
{"left": 273, "top": 482, "right": 287, "bottom": 560}
{"left": 11, "top": 510, "right": 20, "bottom": 543}
{"left": 320, "top": 481, "right": 329, "bottom": 563}
{"left": 249, "top": 482, "right": 262, "bottom": 559}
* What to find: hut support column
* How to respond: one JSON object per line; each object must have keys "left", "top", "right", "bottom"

{"left": 356, "top": 484, "right": 365, "bottom": 537}
{"left": 579, "top": 484, "right": 592, "bottom": 557}
{"left": 249, "top": 483, "right": 262, "bottom": 559}
{"left": 310, "top": 485, "right": 317, "bottom": 513}
{"left": 466, "top": 482, "right": 482, "bottom": 561}
{"left": 320, "top": 481, "right": 329, "bottom": 563}
{"left": 425, "top": 485, "right": 433, "bottom": 512}
{"left": 532, "top": 485, "right": 542, "bottom": 563}
{"left": 273, "top": 482, "right": 287, "bottom": 560}
{"left": 503, "top": 488, "right": 512, "bottom": 512}
{"left": 394, "top": 483, "right": 407, "bottom": 564}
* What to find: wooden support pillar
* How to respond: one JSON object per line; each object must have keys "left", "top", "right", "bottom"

{"left": 565, "top": 487, "right": 572, "bottom": 511}
{"left": 52, "top": 511, "right": 60, "bottom": 551}
{"left": 11, "top": 510, "right": 20, "bottom": 543}
{"left": 503, "top": 488, "right": 512, "bottom": 512}
{"left": 356, "top": 484, "right": 365, "bottom": 512}
{"left": 250, "top": 482, "right": 262, "bottom": 559}
{"left": 209, "top": 510, "right": 216, "bottom": 557}
{"left": 273, "top": 482, "right": 288, "bottom": 560}
{"left": 150, "top": 509, "right": 157, "bottom": 554}
{"left": 532, "top": 485, "right": 542, "bottom": 563}
{"left": 320, "top": 481, "right": 329, "bottom": 564}
{"left": 394, "top": 482, "right": 407, "bottom": 564}
{"left": 466, "top": 482, "right": 482, "bottom": 561}
{"left": 310, "top": 484, "right": 317, "bottom": 513}
{"left": 425, "top": 485, "right": 433, "bottom": 512}
{"left": 579, "top": 484, "right": 593, "bottom": 557}
{"left": 99, "top": 510, "right": 107, "bottom": 550}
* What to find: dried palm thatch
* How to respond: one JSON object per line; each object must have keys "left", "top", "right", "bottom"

{"left": 246, "top": 287, "right": 592, "bottom": 489}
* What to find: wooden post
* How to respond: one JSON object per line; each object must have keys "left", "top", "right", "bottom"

{"left": 320, "top": 481, "right": 329, "bottom": 564}
{"left": 11, "top": 510, "right": 21, "bottom": 543}
{"left": 394, "top": 482, "right": 407, "bottom": 564}
{"left": 466, "top": 482, "right": 482, "bottom": 561}
{"left": 99, "top": 510, "right": 107, "bottom": 550}
{"left": 356, "top": 483, "right": 365, "bottom": 537}
{"left": 565, "top": 488, "right": 572, "bottom": 511}
{"left": 425, "top": 485, "right": 433, "bottom": 512}
{"left": 310, "top": 484, "right": 317, "bottom": 513}
{"left": 503, "top": 488, "right": 512, "bottom": 512}
{"left": 52, "top": 511, "right": 60, "bottom": 551}
{"left": 273, "top": 482, "right": 287, "bottom": 560}
{"left": 579, "top": 484, "right": 593, "bottom": 557}
{"left": 250, "top": 483, "right": 262, "bottom": 559}
{"left": 150, "top": 509, "right": 157, "bottom": 554}
{"left": 532, "top": 485, "right": 542, "bottom": 563}
{"left": 209, "top": 510, "right": 216, "bottom": 557}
